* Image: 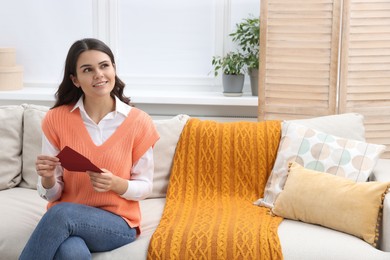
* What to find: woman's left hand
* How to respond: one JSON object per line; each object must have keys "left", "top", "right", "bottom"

{"left": 87, "top": 169, "right": 128, "bottom": 195}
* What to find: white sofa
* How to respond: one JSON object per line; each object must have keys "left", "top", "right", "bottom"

{"left": 0, "top": 104, "right": 389, "bottom": 260}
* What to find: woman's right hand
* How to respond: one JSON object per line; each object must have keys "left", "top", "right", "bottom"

{"left": 35, "top": 155, "right": 61, "bottom": 178}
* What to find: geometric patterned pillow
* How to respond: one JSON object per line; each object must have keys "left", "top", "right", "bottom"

{"left": 255, "top": 122, "right": 386, "bottom": 209}
{"left": 288, "top": 112, "right": 366, "bottom": 142}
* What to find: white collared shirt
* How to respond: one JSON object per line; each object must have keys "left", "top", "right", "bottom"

{"left": 37, "top": 96, "right": 154, "bottom": 201}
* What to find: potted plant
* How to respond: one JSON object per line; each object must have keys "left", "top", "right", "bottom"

{"left": 229, "top": 16, "right": 260, "bottom": 96}
{"left": 212, "top": 51, "right": 246, "bottom": 96}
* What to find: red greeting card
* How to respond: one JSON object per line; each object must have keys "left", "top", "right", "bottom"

{"left": 56, "top": 146, "right": 102, "bottom": 173}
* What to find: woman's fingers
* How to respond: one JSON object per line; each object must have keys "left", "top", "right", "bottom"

{"left": 35, "top": 155, "right": 60, "bottom": 177}
{"left": 87, "top": 171, "right": 112, "bottom": 192}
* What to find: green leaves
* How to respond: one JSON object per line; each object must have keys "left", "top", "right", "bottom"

{"left": 211, "top": 14, "right": 260, "bottom": 76}
{"left": 230, "top": 17, "right": 259, "bottom": 52}
{"left": 212, "top": 52, "right": 246, "bottom": 76}
{"left": 229, "top": 16, "right": 260, "bottom": 70}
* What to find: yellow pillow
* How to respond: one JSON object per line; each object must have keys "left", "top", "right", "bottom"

{"left": 272, "top": 162, "right": 390, "bottom": 247}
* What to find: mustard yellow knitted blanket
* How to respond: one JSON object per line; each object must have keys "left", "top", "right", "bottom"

{"left": 148, "top": 118, "right": 283, "bottom": 260}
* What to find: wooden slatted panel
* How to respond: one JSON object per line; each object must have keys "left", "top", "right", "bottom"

{"left": 339, "top": 0, "right": 390, "bottom": 158}
{"left": 259, "top": 0, "right": 340, "bottom": 120}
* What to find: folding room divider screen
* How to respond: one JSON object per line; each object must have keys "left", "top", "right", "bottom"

{"left": 258, "top": 0, "right": 390, "bottom": 158}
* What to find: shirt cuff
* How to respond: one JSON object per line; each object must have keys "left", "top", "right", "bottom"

{"left": 120, "top": 181, "right": 133, "bottom": 199}
{"left": 37, "top": 179, "right": 61, "bottom": 201}
{"left": 120, "top": 180, "right": 152, "bottom": 201}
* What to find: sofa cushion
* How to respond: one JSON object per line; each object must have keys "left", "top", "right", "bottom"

{"left": 0, "top": 105, "right": 24, "bottom": 190}
{"left": 20, "top": 104, "right": 50, "bottom": 189}
{"left": 92, "top": 198, "right": 166, "bottom": 259}
{"left": 1, "top": 191, "right": 166, "bottom": 260}
{"left": 278, "top": 219, "right": 390, "bottom": 260}
{"left": 273, "top": 162, "right": 390, "bottom": 247}
{"left": 257, "top": 121, "right": 385, "bottom": 208}
{"left": 0, "top": 188, "right": 46, "bottom": 259}
{"left": 150, "top": 114, "right": 189, "bottom": 198}
{"left": 288, "top": 112, "right": 366, "bottom": 142}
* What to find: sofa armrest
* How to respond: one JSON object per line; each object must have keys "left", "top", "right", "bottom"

{"left": 381, "top": 194, "right": 390, "bottom": 252}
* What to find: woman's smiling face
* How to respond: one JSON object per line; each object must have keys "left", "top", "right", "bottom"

{"left": 71, "top": 50, "right": 116, "bottom": 99}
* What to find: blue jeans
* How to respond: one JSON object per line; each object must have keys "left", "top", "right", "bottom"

{"left": 19, "top": 202, "right": 137, "bottom": 260}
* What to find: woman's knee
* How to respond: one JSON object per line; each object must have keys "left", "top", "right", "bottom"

{"left": 54, "top": 236, "right": 91, "bottom": 260}
{"left": 45, "top": 202, "right": 81, "bottom": 223}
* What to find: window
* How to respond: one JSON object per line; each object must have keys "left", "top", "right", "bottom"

{"left": 0, "top": 0, "right": 260, "bottom": 93}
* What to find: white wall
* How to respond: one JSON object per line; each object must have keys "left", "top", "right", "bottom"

{"left": 0, "top": 0, "right": 260, "bottom": 91}
{"left": 0, "top": 0, "right": 94, "bottom": 86}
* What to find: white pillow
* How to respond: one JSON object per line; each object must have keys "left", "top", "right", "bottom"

{"left": 20, "top": 104, "right": 50, "bottom": 189}
{"left": 0, "top": 105, "right": 24, "bottom": 190}
{"left": 151, "top": 114, "right": 189, "bottom": 198}
{"left": 287, "top": 113, "right": 366, "bottom": 142}
{"left": 256, "top": 121, "right": 386, "bottom": 208}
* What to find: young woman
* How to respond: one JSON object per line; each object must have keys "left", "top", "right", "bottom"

{"left": 19, "top": 38, "right": 159, "bottom": 260}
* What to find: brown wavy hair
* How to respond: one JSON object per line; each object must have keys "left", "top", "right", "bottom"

{"left": 52, "top": 38, "right": 130, "bottom": 108}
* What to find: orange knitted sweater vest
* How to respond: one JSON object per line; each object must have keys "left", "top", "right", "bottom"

{"left": 41, "top": 105, "right": 159, "bottom": 231}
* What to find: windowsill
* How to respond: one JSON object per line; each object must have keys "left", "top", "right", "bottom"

{"left": 0, "top": 87, "right": 258, "bottom": 107}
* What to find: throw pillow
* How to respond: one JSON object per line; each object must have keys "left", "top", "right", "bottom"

{"left": 0, "top": 105, "right": 24, "bottom": 190}
{"left": 272, "top": 162, "right": 390, "bottom": 247}
{"left": 151, "top": 114, "right": 190, "bottom": 198}
{"left": 287, "top": 113, "right": 366, "bottom": 142}
{"left": 256, "top": 122, "right": 386, "bottom": 208}
{"left": 20, "top": 104, "right": 50, "bottom": 189}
